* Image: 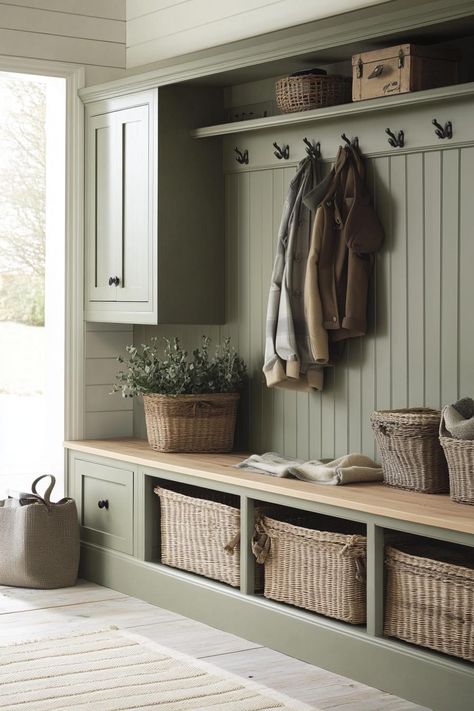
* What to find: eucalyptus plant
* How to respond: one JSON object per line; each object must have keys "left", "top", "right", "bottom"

{"left": 113, "top": 336, "right": 246, "bottom": 398}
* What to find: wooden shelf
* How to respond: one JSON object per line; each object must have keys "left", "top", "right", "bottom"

{"left": 191, "top": 82, "right": 474, "bottom": 138}
{"left": 65, "top": 438, "right": 474, "bottom": 536}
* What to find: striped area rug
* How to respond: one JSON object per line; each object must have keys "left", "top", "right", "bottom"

{"left": 0, "top": 627, "right": 315, "bottom": 710}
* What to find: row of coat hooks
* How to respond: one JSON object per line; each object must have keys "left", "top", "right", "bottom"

{"left": 233, "top": 117, "right": 453, "bottom": 164}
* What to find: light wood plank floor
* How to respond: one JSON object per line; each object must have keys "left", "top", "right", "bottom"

{"left": 0, "top": 580, "right": 429, "bottom": 710}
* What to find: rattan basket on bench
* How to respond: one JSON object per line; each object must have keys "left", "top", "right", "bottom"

{"left": 370, "top": 408, "right": 448, "bottom": 493}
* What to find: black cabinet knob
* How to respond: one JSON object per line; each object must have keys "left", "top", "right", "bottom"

{"left": 108, "top": 276, "right": 120, "bottom": 286}
{"left": 98, "top": 499, "right": 109, "bottom": 510}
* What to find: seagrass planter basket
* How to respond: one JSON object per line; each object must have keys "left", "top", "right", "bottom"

{"left": 385, "top": 543, "right": 474, "bottom": 661}
{"left": 370, "top": 408, "right": 448, "bottom": 493}
{"left": 439, "top": 407, "right": 474, "bottom": 505}
{"left": 276, "top": 74, "right": 352, "bottom": 113}
{"left": 154, "top": 483, "right": 263, "bottom": 589}
{"left": 252, "top": 514, "right": 367, "bottom": 624}
{"left": 143, "top": 392, "right": 239, "bottom": 453}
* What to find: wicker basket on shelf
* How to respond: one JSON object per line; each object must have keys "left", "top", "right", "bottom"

{"left": 154, "top": 483, "right": 263, "bottom": 589}
{"left": 275, "top": 74, "right": 352, "bottom": 113}
{"left": 143, "top": 392, "right": 239, "bottom": 453}
{"left": 439, "top": 406, "right": 474, "bottom": 505}
{"left": 370, "top": 408, "right": 448, "bottom": 493}
{"left": 252, "top": 513, "right": 366, "bottom": 624}
{"left": 385, "top": 542, "right": 474, "bottom": 661}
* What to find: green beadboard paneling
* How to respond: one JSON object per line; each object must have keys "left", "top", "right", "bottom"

{"left": 133, "top": 148, "right": 474, "bottom": 458}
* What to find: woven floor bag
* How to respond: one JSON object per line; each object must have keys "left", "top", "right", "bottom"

{"left": 0, "top": 475, "right": 80, "bottom": 588}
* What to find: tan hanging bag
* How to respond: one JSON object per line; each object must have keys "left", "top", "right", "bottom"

{"left": 0, "top": 474, "right": 80, "bottom": 588}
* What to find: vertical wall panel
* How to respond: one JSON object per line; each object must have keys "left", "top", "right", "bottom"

{"left": 406, "top": 153, "right": 425, "bottom": 407}
{"left": 458, "top": 147, "right": 474, "bottom": 397}
{"left": 424, "top": 151, "right": 442, "bottom": 408}
{"left": 440, "top": 149, "right": 460, "bottom": 406}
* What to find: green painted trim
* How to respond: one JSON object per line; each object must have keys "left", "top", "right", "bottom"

{"left": 80, "top": 543, "right": 474, "bottom": 711}
{"left": 366, "top": 523, "right": 385, "bottom": 637}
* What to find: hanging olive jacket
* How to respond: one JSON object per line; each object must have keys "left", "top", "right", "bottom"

{"left": 304, "top": 145, "right": 384, "bottom": 343}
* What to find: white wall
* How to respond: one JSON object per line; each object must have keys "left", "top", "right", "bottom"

{"left": 0, "top": 0, "right": 126, "bottom": 85}
{"left": 126, "top": 0, "right": 388, "bottom": 68}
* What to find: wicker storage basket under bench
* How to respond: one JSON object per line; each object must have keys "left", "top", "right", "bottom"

{"left": 154, "top": 483, "right": 262, "bottom": 588}
{"left": 385, "top": 541, "right": 474, "bottom": 662}
{"left": 253, "top": 513, "right": 367, "bottom": 624}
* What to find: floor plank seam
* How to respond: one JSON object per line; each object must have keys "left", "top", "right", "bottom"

{"left": 0, "top": 594, "right": 129, "bottom": 616}
{"left": 199, "top": 645, "right": 265, "bottom": 659}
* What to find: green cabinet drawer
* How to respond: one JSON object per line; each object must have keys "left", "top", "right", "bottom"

{"left": 75, "top": 459, "right": 134, "bottom": 554}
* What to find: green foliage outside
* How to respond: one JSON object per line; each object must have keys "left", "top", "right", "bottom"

{"left": 114, "top": 336, "right": 247, "bottom": 398}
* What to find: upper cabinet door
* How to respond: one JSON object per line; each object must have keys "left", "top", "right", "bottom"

{"left": 85, "top": 90, "right": 157, "bottom": 323}
{"left": 117, "top": 104, "right": 153, "bottom": 304}
{"left": 86, "top": 111, "right": 121, "bottom": 303}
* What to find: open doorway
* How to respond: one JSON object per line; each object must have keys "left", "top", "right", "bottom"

{"left": 0, "top": 72, "right": 66, "bottom": 498}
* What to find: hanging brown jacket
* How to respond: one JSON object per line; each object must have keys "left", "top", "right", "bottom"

{"left": 304, "top": 145, "right": 384, "bottom": 343}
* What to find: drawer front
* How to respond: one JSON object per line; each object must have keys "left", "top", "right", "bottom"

{"left": 75, "top": 459, "right": 134, "bottom": 554}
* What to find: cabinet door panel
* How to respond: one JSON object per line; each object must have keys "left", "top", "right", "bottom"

{"left": 86, "top": 114, "right": 121, "bottom": 302}
{"left": 118, "top": 105, "right": 151, "bottom": 303}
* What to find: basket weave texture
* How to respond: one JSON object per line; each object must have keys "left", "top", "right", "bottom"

{"left": 254, "top": 515, "right": 366, "bottom": 624}
{"left": 275, "top": 74, "right": 352, "bottom": 113}
{"left": 143, "top": 392, "right": 239, "bottom": 453}
{"left": 154, "top": 484, "right": 243, "bottom": 587}
{"left": 385, "top": 544, "right": 474, "bottom": 661}
{"left": 370, "top": 408, "right": 448, "bottom": 493}
{"left": 439, "top": 407, "right": 474, "bottom": 505}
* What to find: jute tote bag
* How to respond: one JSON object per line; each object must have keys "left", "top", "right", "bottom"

{"left": 0, "top": 474, "right": 80, "bottom": 588}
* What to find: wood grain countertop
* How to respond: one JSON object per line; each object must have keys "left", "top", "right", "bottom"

{"left": 64, "top": 439, "right": 474, "bottom": 536}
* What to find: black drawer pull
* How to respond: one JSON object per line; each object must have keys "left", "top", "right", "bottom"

{"left": 98, "top": 499, "right": 109, "bottom": 510}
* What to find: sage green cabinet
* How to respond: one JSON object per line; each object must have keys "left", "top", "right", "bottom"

{"left": 84, "top": 85, "right": 224, "bottom": 325}
{"left": 74, "top": 458, "right": 134, "bottom": 554}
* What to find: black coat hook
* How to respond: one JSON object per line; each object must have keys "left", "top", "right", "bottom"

{"left": 385, "top": 128, "right": 404, "bottom": 148}
{"left": 273, "top": 141, "right": 289, "bottom": 160}
{"left": 341, "top": 133, "right": 359, "bottom": 148}
{"left": 303, "top": 137, "right": 320, "bottom": 159}
{"left": 432, "top": 118, "right": 453, "bottom": 140}
{"left": 234, "top": 147, "right": 249, "bottom": 165}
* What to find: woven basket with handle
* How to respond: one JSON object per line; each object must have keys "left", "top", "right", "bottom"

{"left": 439, "top": 406, "right": 474, "bottom": 505}
{"left": 252, "top": 513, "right": 366, "bottom": 624}
{"left": 385, "top": 542, "right": 474, "bottom": 661}
{"left": 143, "top": 392, "right": 239, "bottom": 453}
{"left": 370, "top": 408, "right": 448, "bottom": 493}
{"left": 275, "top": 74, "right": 352, "bottom": 113}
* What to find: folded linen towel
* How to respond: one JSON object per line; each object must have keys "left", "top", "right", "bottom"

{"left": 444, "top": 397, "right": 474, "bottom": 439}
{"left": 236, "top": 452, "right": 382, "bottom": 485}
{"left": 236, "top": 452, "right": 304, "bottom": 477}
{"left": 289, "top": 454, "right": 382, "bottom": 486}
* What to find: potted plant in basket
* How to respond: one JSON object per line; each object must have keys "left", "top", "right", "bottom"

{"left": 114, "top": 336, "right": 246, "bottom": 453}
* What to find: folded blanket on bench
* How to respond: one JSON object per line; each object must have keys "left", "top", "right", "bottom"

{"left": 236, "top": 452, "right": 382, "bottom": 485}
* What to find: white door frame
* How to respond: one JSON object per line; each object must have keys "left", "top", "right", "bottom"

{"left": 0, "top": 55, "right": 85, "bottom": 442}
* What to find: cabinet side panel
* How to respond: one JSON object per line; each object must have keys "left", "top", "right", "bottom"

{"left": 158, "top": 85, "right": 224, "bottom": 324}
